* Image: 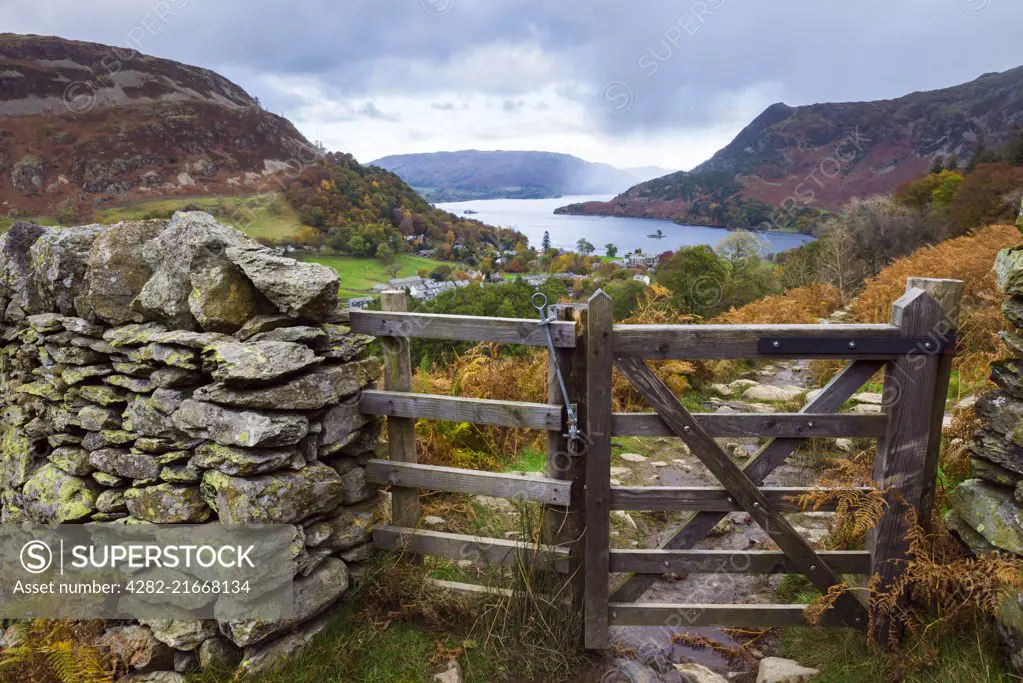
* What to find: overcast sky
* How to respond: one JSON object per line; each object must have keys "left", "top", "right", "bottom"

{"left": 2, "top": 0, "right": 1021, "bottom": 170}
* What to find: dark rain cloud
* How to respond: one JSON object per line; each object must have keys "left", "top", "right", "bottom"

{"left": 2, "top": 0, "right": 1021, "bottom": 137}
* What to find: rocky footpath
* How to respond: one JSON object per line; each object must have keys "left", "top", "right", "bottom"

{"left": 947, "top": 241, "right": 1023, "bottom": 670}
{"left": 0, "top": 212, "right": 382, "bottom": 678}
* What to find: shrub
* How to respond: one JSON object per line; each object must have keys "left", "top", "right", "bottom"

{"left": 851, "top": 223, "right": 1018, "bottom": 389}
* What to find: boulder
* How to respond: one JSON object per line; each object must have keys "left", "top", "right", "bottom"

{"left": 202, "top": 340, "right": 322, "bottom": 387}
{"left": 22, "top": 463, "right": 99, "bottom": 523}
{"left": 674, "top": 662, "right": 729, "bottom": 682}
{"left": 222, "top": 557, "right": 347, "bottom": 647}
{"left": 193, "top": 442, "right": 304, "bottom": 476}
{"left": 193, "top": 357, "right": 379, "bottom": 410}
{"left": 171, "top": 399, "right": 309, "bottom": 448}
{"left": 187, "top": 262, "right": 275, "bottom": 333}
{"left": 84, "top": 219, "right": 167, "bottom": 324}
{"left": 124, "top": 484, "right": 212, "bottom": 523}
{"left": 201, "top": 463, "right": 344, "bottom": 524}
{"left": 133, "top": 212, "right": 262, "bottom": 329}
{"left": 948, "top": 479, "right": 1023, "bottom": 554}
{"left": 226, "top": 246, "right": 340, "bottom": 320}
{"left": 756, "top": 657, "right": 820, "bottom": 683}
{"left": 30, "top": 224, "right": 105, "bottom": 316}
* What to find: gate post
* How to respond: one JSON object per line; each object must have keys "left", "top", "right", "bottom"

{"left": 544, "top": 304, "right": 587, "bottom": 616}
{"left": 583, "top": 291, "right": 613, "bottom": 649}
{"left": 869, "top": 278, "right": 957, "bottom": 644}
{"left": 906, "top": 278, "right": 964, "bottom": 528}
{"left": 380, "top": 290, "right": 420, "bottom": 530}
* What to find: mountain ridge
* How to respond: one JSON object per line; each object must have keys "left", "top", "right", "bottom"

{"left": 558, "top": 65, "right": 1023, "bottom": 230}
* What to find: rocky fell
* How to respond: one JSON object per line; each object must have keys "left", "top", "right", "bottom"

{"left": 559, "top": 66, "right": 1023, "bottom": 230}
{"left": 0, "top": 34, "right": 312, "bottom": 216}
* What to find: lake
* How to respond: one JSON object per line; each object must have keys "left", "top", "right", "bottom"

{"left": 435, "top": 195, "right": 813, "bottom": 256}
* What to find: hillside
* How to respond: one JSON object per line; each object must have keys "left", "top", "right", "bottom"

{"left": 370, "top": 149, "right": 666, "bottom": 202}
{"left": 0, "top": 33, "right": 522, "bottom": 260}
{"left": 558, "top": 65, "right": 1023, "bottom": 231}
{"left": 0, "top": 33, "right": 314, "bottom": 218}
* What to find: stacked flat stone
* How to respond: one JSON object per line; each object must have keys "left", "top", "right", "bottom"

{"left": 0, "top": 211, "right": 382, "bottom": 679}
{"left": 947, "top": 242, "right": 1023, "bottom": 671}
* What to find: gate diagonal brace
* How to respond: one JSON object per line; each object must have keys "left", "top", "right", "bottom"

{"left": 758, "top": 332, "right": 956, "bottom": 356}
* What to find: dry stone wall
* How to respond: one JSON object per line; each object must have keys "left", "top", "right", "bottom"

{"left": 948, "top": 242, "right": 1023, "bottom": 671}
{"left": 0, "top": 211, "right": 383, "bottom": 678}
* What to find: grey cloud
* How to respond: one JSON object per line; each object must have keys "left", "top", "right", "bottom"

{"left": 2, "top": 0, "right": 1021, "bottom": 137}
{"left": 431, "top": 102, "right": 456, "bottom": 110}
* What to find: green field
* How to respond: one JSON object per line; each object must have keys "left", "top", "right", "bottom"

{"left": 305, "top": 253, "right": 448, "bottom": 297}
{"left": 95, "top": 192, "right": 305, "bottom": 240}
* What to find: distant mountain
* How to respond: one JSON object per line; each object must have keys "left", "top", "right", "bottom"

{"left": 370, "top": 150, "right": 661, "bottom": 202}
{"left": 557, "top": 66, "right": 1023, "bottom": 231}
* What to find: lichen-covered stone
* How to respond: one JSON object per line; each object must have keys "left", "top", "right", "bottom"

{"left": 45, "top": 344, "right": 106, "bottom": 365}
{"left": 84, "top": 219, "right": 167, "bottom": 324}
{"left": 310, "top": 508, "right": 374, "bottom": 551}
{"left": 48, "top": 447, "right": 94, "bottom": 476}
{"left": 225, "top": 246, "right": 340, "bottom": 320}
{"left": 111, "top": 361, "right": 156, "bottom": 378}
{"left": 202, "top": 340, "right": 322, "bottom": 387}
{"left": 188, "top": 262, "right": 274, "bottom": 333}
{"left": 150, "top": 366, "right": 205, "bottom": 388}
{"left": 26, "top": 313, "right": 64, "bottom": 333}
{"left": 193, "top": 358, "right": 379, "bottom": 410}
{"left": 105, "top": 374, "right": 155, "bottom": 393}
{"left": 321, "top": 323, "right": 375, "bottom": 361}
{"left": 197, "top": 637, "right": 241, "bottom": 670}
{"left": 948, "top": 479, "right": 1023, "bottom": 554}
{"left": 232, "top": 614, "right": 330, "bottom": 678}
{"left": 16, "top": 379, "right": 63, "bottom": 401}
{"left": 139, "top": 343, "right": 200, "bottom": 370}
{"left": 62, "top": 316, "right": 105, "bottom": 336}
{"left": 22, "top": 463, "right": 99, "bottom": 522}
{"left": 221, "top": 557, "right": 347, "bottom": 647}
{"left": 90, "top": 448, "right": 161, "bottom": 480}
{"left": 62, "top": 363, "right": 113, "bottom": 385}
{"left": 78, "top": 404, "right": 122, "bottom": 431}
{"left": 81, "top": 430, "right": 135, "bottom": 450}
{"left": 98, "top": 625, "right": 175, "bottom": 673}
{"left": 193, "top": 442, "right": 304, "bottom": 476}
{"left": 172, "top": 399, "right": 309, "bottom": 447}
{"left": 1, "top": 424, "right": 36, "bottom": 488}
{"left": 134, "top": 212, "right": 263, "bottom": 329}
{"left": 96, "top": 488, "right": 127, "bottom": 513}
{"left": 996, "top": 247, "right": 1023, "bottom": 297}
{"left": 160, "top": 460, "right": 201, "bottom": 483}
{"left": 248, "top": 325, "right": 328, "bottom": 349}
{"left": 78, "top": 384, "right": 131, "bottom": 406}
{"left": 124, "top": 394, "right": 187, "bottom": 439}
{"left": 235, "top": 314, "right": 294, "bottom": 341}
{"left": 1, "top": 222, "right": 52, "bottom": 319}
{"left": 92, "top": 471, "right": 128, "bottom": 487}
{"left": 201, "top": 463, "right": 343, "bottom": 524}
{"left": 124, "top": 484, "right": 212, "bottom": 523}
{"left": 103, "top": 322, "right": 168, "bottom": 346}
{"left": 140, "top": 619, "right": 218, "bottom": 651}
{"left": 30, "top": 224, "right": 105, "bottom": 316}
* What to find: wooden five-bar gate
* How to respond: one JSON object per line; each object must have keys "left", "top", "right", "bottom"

{"left": 350, "top": 277, "right": 963, "bottom": 648}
